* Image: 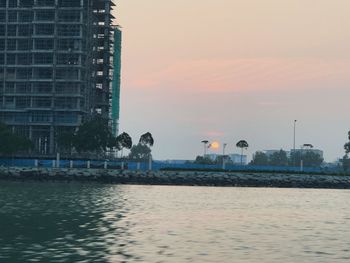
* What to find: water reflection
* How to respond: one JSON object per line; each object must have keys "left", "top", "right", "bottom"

{"left": 1, "top": 183, "right": 350, "bottom": 262}
{"left": 0, "top": 182, "right": 137, "bottom": 262}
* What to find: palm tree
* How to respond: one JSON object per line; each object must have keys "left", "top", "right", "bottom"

{"left": 236, "top": 140, "right": 249, "bottom": 165}
{"left": 139, "top": 132, "right": 154, "bottom": 147}
{"left": 115, "top": 132, "right": 132, "bottom": 157}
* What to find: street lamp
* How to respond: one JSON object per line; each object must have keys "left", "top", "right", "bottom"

{"left": 293, "top": 120, "right": 297, "bottom": 167}
{"left": 300, "top": 143, "right": 313, "bottom": 171}
{"left": 201, "top": 140, "right": 209, "bottom": 157}
{"left": 222, "top": 143, "right": 227, "bottom": 169}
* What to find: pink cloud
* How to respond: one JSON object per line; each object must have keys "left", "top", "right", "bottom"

{"left": 127, "top": 57, "right": 350, "bottom": 93}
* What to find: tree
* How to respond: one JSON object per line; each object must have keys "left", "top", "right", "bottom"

{"left": 0, "top": 122, "right": 33, "bottom": 155}
{"left": 215, "top": 155, "right": 233, "bottom": 166}
{"left": 73, "top": 116, "right": 113, "bottom": 153}
{"left": 115, "top": 132, "right": 132, "bottom": 156}
{"left": 57, "top": 130, "right": 75, "bottom": 154}
{"left": 194, "top": 155, "right": 214, "bottom": 165}
{"left": 236, "top": 140, "right": 249, "bottom": 165}
{"left": 269, "top": 150, "right": 289, "bottom": 166}
{"left": 344, "top": 131, "right": 350, "bottom": 155}
{"left": 289, "top": 151, "right": 323, "bottom": 168}
{"left": 343, "top": 131, "right": 350, "bottom": 171}
{"left": 139, "top": 132, "right": 154, "bottom": 147}
{"left": 128, "top": 144, "right": 151, "bottom": 161}
{"left": 250, "top": 151, "right": 269, "bottom": 166}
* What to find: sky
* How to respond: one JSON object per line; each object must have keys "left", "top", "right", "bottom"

{"left": 114, "top": 0, "right": 350, "bottom": 162}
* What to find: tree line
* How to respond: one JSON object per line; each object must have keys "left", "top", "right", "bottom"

{"left": 250, "top": 150, "right": 324, "bottom": 167}
{"left": 58, "top": 116, "right": 154, "bottom": 160}
{"left": 0, "top": 122, "right": 32, "bottom": 155}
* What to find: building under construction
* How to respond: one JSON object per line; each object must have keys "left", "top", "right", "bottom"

{"left": 0, "top": 0, "right": 120, "bottom": 154}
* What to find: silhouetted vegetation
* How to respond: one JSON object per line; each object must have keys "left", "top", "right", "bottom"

{"left": 139, "top": 132, "right": 154, "bottom": 147}
{"left": 343, "top": 131, "right": 350, "bottom": 171}
{"left": 0, "top": 122, "right": 33, "bottom": 155}
{"left": 289, "top": 151, "right": 324, "bottom": 168}
{"left": 250, "top": 149, "right": 324, "bottom": 168}
{"left": 270, "top": 150, "right": 289, "bottom": 166}
{"left": 128, "top": 144, "right": 152, "bottom": 161}
{"left": 236, "top": 140, "right": 249, "bottom": 165}
{"left": 250, "top": 151, "right": 269, "bottom": 166}
{"left": 57, "top": 116, "right": 114, "bottom": 153}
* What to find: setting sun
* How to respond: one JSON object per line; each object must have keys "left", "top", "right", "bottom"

{"left": 210, "top": 141, "right": 220, "bottom": 150}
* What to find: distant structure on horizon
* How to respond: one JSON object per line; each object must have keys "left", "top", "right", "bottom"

{"left": 206, "top": 153, "right": 248, "bottom": 165}
{"left": 0, "top": 0, "right": 118, "bottom": 154}
{"left": 264, "top": 149, "right": 324, "bottom": 158}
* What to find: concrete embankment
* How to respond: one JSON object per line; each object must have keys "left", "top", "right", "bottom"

{"left": 1, "top": 167, "right": 350, "bottom": 189}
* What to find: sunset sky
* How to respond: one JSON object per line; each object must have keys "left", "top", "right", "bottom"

{"left": 114, "top": 0, "right": 350, "bottom": 161}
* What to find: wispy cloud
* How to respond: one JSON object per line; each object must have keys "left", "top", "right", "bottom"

{"left": 128, "top": 57, "right": 350, "bottom": 93}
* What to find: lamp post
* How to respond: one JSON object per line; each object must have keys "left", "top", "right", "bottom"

{"left": 201, "top": 140, "right": 209, "bottom": 157}
{"left": 222, "top": 143, "right": 227, "bottom": 169}
{"left": 300, "top": 143, "right": 313, "bottom": 172}
{"left": 293, "top": 120, "right": 297, "bottom": 167}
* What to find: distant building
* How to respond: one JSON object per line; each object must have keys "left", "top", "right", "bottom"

{"left": 228, "top": 154, "right": 247, "bottom": 165}
{"left": 205, "top": 153, "right": 247, "bottom": 165}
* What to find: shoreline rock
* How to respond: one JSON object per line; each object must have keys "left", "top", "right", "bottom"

{"left": 1, "top": 167, "right": 350, "bottom": 189}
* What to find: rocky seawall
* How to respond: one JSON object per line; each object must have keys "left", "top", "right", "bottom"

{"left": 1, "top": 167, "right": 350, "bottom": 189}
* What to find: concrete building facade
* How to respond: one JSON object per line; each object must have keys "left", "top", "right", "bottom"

{"left": 0, "top": 0, "right": 116, "bottom": 154}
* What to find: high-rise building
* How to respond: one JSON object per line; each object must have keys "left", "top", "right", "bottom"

{"left": 0, "top": 0, "right": 116, "bottom": 154}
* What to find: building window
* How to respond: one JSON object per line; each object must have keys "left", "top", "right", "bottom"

{"left": 8, "top": 11, "right": 17, "bottom": 22}
{"left": 58, "top": 10, "right": 81, "bottom": 22}
{"left": 18, "top": 25, "right": 32, "bottom": 37}
{"left": 6, "top": 54, "right": 16, "bottom": 65}
{"left": 0, "top": 25, "right": 5, "bottom": 36}
{"left": 58, "top": 25, "right": 80, "bottom": 37}
{"left": 5, "top": 82, "right": 15, "bottom": 93}
{"left": 57, "top": 39, "right": 80, "bottom": 51}
{"left": 19, "top": 11, "right": 33, "bottom": 22}
{"left": 56, "top": 82, "right": 79, "bottom": 94}
{"left": 35, "top": 39, "right": 54, "bottom": 50}
{"left": 18, "top": 40, "right": 32, "bottom": 50}
{"left": 56, "top": 68, "right": 79, "bottom": 80}
{"left": 57, "top": 53, "right": 80, "bottom": 65}
{"left": 33, "top": 68, "right": 53, "bottom": 79}
{"left": 19, "top": 0, "right": 34, "bottom": 8}
{"left": 54, "top": 97, "right": 77, "bottom": 109}
{"left": 16, "top": 97, "right": 30, "bottom": 109}
{"left": 16, "top": 82, "right": 31, "bottom": 93}
{"left": 58, "top": 0, "right": 81, "bottom": 7}
{"left": 34, "top": 53, "right": 53, "bottom": 64}
{"left": 7, "top": 40, "right": 16, "bottom": 50}
{"left": 17, "top": 54, "right": 32, "bottom": 65}
{"left": 17, "top": 68, "right": 32, "bottom": 79}
{"left": 33, "top": 98, "right": 51, "bottom": 108}
{"left": 32, "top": 82, "right": 52, "bottom": 93}
{"left": 7, "top": 25, "right": 17, "bottom": 36}
{"left": 36, "top": 10, "right": 55, "bottom": 21}
{"left": 35, "top": 24, "right": 54, "bottom": 35}
{"left": 36, "top": 0, "right": 55, "bottom": 6}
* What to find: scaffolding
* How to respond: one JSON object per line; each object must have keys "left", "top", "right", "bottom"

{"left": 111, "top": 26, "right": 121, "bottom": 137}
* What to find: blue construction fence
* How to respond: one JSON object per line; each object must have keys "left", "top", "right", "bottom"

{"left": 0, "top": 158, "right": 343, "bottom": 174}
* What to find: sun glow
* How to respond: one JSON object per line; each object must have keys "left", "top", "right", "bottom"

{"left": 210, "top": 141, "right": 220, "bottom": 150}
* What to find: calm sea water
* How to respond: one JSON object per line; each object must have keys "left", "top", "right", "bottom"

{"left": 1, "top": 182, "right": 350, "bottom": 263}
